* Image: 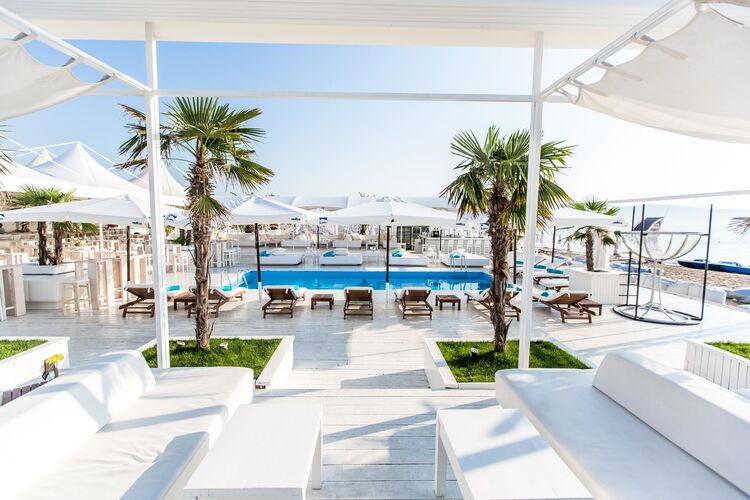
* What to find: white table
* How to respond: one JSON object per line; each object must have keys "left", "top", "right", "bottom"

{"left": 184, "top": 404, "right": 323, "bottom": 499}
{"left": 435, "top": 407, "right": 592, "bottom": 500}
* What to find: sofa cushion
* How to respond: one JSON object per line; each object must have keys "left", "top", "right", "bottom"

{"left": 593, "top": 351, "right": 750, "bottom": 494}
{"left": 0, "top": 351, "right": 155, "bottom": 499}
{"left": 22, "top": 366, "right": 253, "bottom": 500}
{"left": 496, "top": 368, "right": 746, "bottom": 500}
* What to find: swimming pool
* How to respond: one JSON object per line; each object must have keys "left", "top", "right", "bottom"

{"left": 241, "top": 270, "right": 492, "bottom": 291}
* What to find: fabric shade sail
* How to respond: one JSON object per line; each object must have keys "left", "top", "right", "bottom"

{"left": 0, "top": 38, "right": 106, "bottom": 121}
{"left": 24, "top": 148, "right": 53, "bottom": 168}
{"left": 226, "top": 195, "right": 313, "bottom": 225}
{"left": 0, "top": 194, "right": 182, "bottom": 226}
{"left": 2, "top": 159, "right": 132, "bottom": 199}
{"left": 326, "top": 196, "right": 457, "bottom": 226}
{"left": 574, "top": 7, "right": 750, "bottom": 143}
{"left": 130, "top": 161, "right": 186, "bottom": 199}
{"left": 552, "top": 207, "right": 624, "bottom": 227}
{"left": 32, "top": 142, "right": 145, "bottom": 193}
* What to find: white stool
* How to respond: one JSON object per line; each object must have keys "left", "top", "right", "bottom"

{"left": 60, "top": 262, "right": 92, "bottom": 312}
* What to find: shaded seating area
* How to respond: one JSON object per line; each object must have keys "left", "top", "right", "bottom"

{"left": 394, "top": 287, "right": 433, "bottom": 319}
{"left": 262, "top": 285, "right": 307, "bottom": 318}
{"left": 343, "top": 286, "right": 373, "bottom": 319}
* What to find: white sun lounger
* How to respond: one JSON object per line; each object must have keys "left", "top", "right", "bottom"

{"left": 259, "top": 252, "right": 304, "bottom": 266}
{"left": 389, "top": 251, "right": 429, "bottom": 267}
{"left": 320, "top": 253, "right": 363, "bottom": 265}
{"left": 440, "top": 252, "right": 489, "bottom": 267}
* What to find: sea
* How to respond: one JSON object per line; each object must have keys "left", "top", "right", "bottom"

{"left": 546, "top": 204, "right": 750, "bottom": 264}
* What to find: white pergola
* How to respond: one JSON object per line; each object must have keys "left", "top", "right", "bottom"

{"left": 0, "top": 0, "right": 744, "bottom": 368}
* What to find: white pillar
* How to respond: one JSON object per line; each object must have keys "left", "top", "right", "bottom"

{"left": 144, "top": 22, "right": 170, "bottom": 368}
{"left": 518, "top": 32, "right": 545, "bottom": 369}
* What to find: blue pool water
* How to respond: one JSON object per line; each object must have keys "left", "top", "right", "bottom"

{"left": 241, "top": 270, "right": 492, "bottom": 291}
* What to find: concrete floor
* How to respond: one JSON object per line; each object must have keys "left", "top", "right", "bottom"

{"left": 2, "top": 265, "right": 749, "bottom": 499}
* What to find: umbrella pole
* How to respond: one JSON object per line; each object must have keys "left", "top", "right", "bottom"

{"left": 377, "top": 226, "right": 381, "bottom": 250}
{"left": 439, "top": 229, "right": 442, "bottom": 253}
{"left": 126, "top": 225, "right": 132, "bottom": 282}
{"left": 317, "top": 224, "right": 320, "bottom": 250}
{"left": 385, "top": 225, "right": 391, "bottom": 302}
{"left": 255, "top": 223, "right": 262, "bottom": 308}
{"left": 551, "top": 226, "right": 557, "bottom": 262}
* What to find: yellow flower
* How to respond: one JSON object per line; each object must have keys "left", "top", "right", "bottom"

{"left": 44, "top": 353, "right": 65, "bottom": 364}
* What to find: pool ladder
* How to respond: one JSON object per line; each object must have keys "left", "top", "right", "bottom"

{"left": 446, "top": 254, "right": 467, "bottom": 272}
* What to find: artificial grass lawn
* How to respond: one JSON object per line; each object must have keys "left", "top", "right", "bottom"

{"left": 0, "top": 340, "right": 46, "bottom": 361}
{"left": 438, "top": 340, "right": 589, "bottom": 383}
{"left": 707, "top": 342, "right": 750, "bottom": 360}
{"left": 142, "top": 338, "right": 281, "bottom": 375}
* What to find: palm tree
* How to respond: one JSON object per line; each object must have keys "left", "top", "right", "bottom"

{"left": 118, "top": 97, "right": 273, "bottom": 350}
{"left": 442, "top": 127, "right": 573, "bottom": 353}
{"left": 564, "top": 199, "right": 619, "bottom": 271}
{"left": 9, "top": 186, "right": 75, "bottom": 265}
{"left": 729, "top": 217, "right": 750, "bottom": 235}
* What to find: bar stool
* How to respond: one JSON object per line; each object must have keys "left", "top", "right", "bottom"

{"left": 60, "top": 261, "right": 92, "bottom": 312}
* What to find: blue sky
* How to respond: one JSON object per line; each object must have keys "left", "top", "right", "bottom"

{"left": 7, "top": 40, "right": 750, "bottom": 209}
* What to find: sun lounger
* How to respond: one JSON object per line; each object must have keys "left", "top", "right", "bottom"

{"left": 119, "top": 283, "right": 190, "bottom": 317}
{"left": 395, "top": 287, "right": 433, "bottom": 319}
{"left": 185, "top": 286, "right": 247, "bottom": 318}
{"left": 389, "top": 251, "right": 429, "bottom": 267}
{"left": 466, "top": 287, "right": 521, "bottom": 319}
{"left": 441, "top": 252, "right": 489, "bottom": 267}
{"left": 344, "top": 287, "right": 373, "bottom": 319}
{"left": 537, "top": 276, "right": 569, "bottom": 291}
{"left": 262, "top": 286, "right": 307, "bottom": 318}
{"left": 537, "top": 290, "right": 593, "bottom": 323}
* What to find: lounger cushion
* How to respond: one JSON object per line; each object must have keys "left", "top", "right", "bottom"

{"left": 23, "top": 366, "right": 254, "bottom": 500}
{"left": 333, "top": 248, "right": 350, "bottom": 256}
{"left": 0, "top": 351, "right": 155, "bottom": 499}
{"left": 496, "top": 366, "right": 746, "bottom": 499}
{"left": 271, "top": 248, "right": 287, "bottom": 255}
{"left": 593, "top": 352, "right": 750, "bottom": 494}
{"left": 395, "top": 286, "right": 431, "bottom": 300}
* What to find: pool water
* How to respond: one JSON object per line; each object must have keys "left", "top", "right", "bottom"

{"left": 241, "top": 270, "right": 492, "bottom": 291}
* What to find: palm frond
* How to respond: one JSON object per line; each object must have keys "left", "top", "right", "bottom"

{"left": 729, "top": 216, "right": 750, "bottom": 235}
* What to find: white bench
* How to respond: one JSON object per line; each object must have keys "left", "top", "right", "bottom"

{"left": 185, "top": 403, "right": 323, "bottom": 499}
{"left": 435, "top": 407, "right": 592, "bottom": 500}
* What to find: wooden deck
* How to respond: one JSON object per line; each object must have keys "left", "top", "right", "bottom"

{"left": 2, "top": 269, "right": 749, "bottom": 498}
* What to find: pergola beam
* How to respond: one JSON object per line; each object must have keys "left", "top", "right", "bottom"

{"left": 91, "top": 87, "right": 570, "bottom": 103}
{"left": 0, "top": 6, "right": 150, "bottom": 93}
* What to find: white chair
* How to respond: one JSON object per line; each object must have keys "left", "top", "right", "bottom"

{"left": 60, "top": 261, "right": 92, "bottom": 312}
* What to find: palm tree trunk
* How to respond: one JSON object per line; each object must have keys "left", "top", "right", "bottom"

{"left": 37, "top": 222, "right": 49, "bottom": 266}
{"left": 487, "top": 185, "right": 512, "bottom": 353}
{"left": 585, "top": 233, "right": 595, "bottom": 272}
{"left": 51, "top": 226, "right": 64, "bottom": 265}
{"left": 189, "top": 152, "right": 213, "bottom": 350}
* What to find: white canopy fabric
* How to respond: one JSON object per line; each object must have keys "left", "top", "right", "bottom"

{"left": 0, "top": 38, "right": 105, "bottom": 121}
{"left": 130, "top": 161, "right": 186, "bottom": 199}
{"left": 0, "top": 194, "right": 183, "bottom": 226}
{"left": 32, "top": 142, "right": 144, "bottom": 193}
{"left": 227, "top": 195, "right": 313, "bottom": 225}
{"left": 2, "top": 160, "right": 133, "bottom": 199}
{"left": 24, "top": 148, "right": 53, "bottom": 168}
{"left": 326, "top": 196, "right": 457, "bottom": 226}
{"left": 553, "top": 207, "right": 624, "bottom": 227}
{"left": 575, "top": 7, "right": 750, "bottom": 143}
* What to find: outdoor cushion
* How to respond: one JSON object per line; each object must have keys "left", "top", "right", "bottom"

{"left": 496, "top": 364, "right": 748, "bottom": 500}
{"left": 166, "top": 284, "right": 181, "bottom": 291}
{"left": 260, "top": 250, "right": 271, "bottom": 256}
{"left": 271, "top": 248, "right": 287, "bottom": 255}
{"left": 392, "top": 250, "right": 402, "bottom": 257}
{"left": 0, "top": 351, "right": 156, "bottom": 499}
{"left": 593, "top": 352, "right": 750, "bottom": 494}
{"left": 333, "top": 248, "right": 350, "bottom": 256}
{"left": 534, "top": 263, "right": 547, "bottom": 269}
{"left": 546, "top": 267, "right": 565, "bottom": 275}
{"left": 323, "top": 250, "right": 335, "bottom": 257}
{"left": 23, "top": 366, "right": 254, "bottom": 500}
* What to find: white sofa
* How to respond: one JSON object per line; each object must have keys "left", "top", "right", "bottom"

{"left": 332, "top": 239, "right": 363, "bottom": 249}
{"left": 441, "top": 252, "right": 489, "bottom": 267}
{"left": 259, "top": 249, "right": 304, "bottom": 265}
{"left": 0, "top": 350, "right": 254, "bottom": 499}
{"left": 389, "top": 251, "right": 429, "bottom": 267}
{"left": 320, "top": 249, "right": 363, "bottom": 266}
{"left": 496, "top": 351, "right": 750, "bottom": 499}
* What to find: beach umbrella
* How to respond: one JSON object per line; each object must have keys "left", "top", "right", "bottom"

{"left": 225, "top": 196, "right": 312, "bottom": 294}
{"left": 327, "top": 197, "right": 457, "bottom": 285}
{"left": 0, "top": 194, "right": 183, "bottom": 280}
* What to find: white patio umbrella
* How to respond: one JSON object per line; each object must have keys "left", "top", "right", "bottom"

{"left": 0, "top": 194, "right": 183, "bottom": 280}
{"left": 550, "top": 207, "right": 625, "bottom": 261}
{"left": 327, "top": 197, "right": 457, "bottom": 285}
{"left": 225, "top": 196, "right": 313, "bottom": 293}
